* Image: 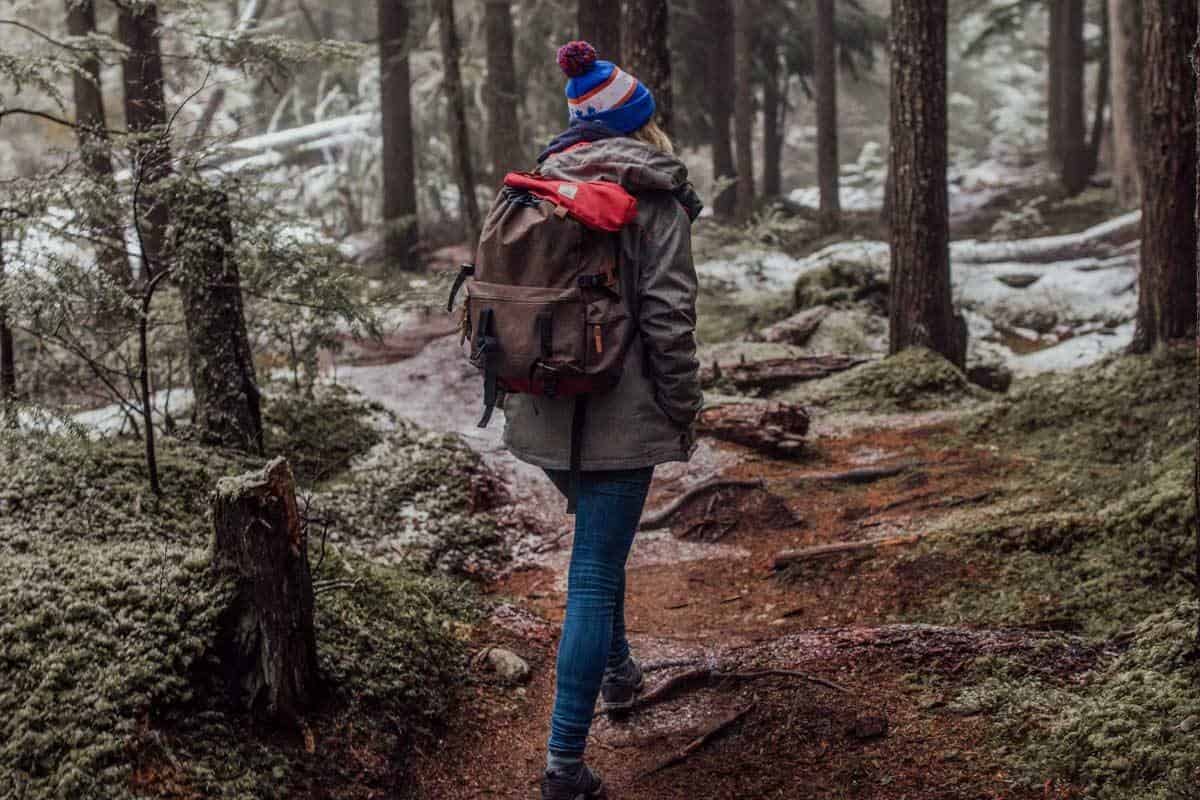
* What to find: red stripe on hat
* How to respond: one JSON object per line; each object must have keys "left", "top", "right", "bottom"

{"left": 569, "top": 68, "right": 621, "bottom": 105}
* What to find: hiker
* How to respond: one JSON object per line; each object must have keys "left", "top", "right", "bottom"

{"left": 468, "top": 40, "right": 702, "bottom": 800}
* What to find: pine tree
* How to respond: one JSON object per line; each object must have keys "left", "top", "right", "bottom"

{"left": 65, "top": 0, "right": 128, "bottom": 282}
{"left": 814, "top": 0, "right": 840, "bottom": 233}
{"left": 1057, "top": 0, "right": 1090, "bottom": 196}
{"left": 378, "top": 0, "right": 419, "bottom": 271}
{"left": 118, "top": 1, "right": 172, "bottom": 279}
{"left": 434, "top": 0, "right": 482, "bottom": 245}
{"left": 887, "top": 0, "right": 964, "bottom": 367}
{"left": 1109, "top": 0, "right": 1142, "bottom": 207}
{"left": 1131, "top": 0, "right": 1197, "bottom": 351}
{"left": 484, "top": 0, "right": 522, "bottom": 179}
{"left": 705, "top": 0, "right": 736, "bottom": 217}
{"left": 733, "top": 0, "right": 755, "bottom": 221}
{"left": 622, "top": 0, "right": 672, "bottom": 131}
{"left": 760, "top": 33, "right": 784, "bottom": 199}
{"left": 578, "top": 0, "right": 621, "bottom": 62}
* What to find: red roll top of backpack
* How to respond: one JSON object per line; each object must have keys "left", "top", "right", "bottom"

{"left": 503, "top": 172, "right": 638, "bottom": 233}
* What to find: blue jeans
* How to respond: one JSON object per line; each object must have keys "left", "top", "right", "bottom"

{"left": 544, "top": 467, "right": 654, "bottom": 756}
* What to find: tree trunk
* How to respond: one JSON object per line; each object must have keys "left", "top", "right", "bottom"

{"left": 434, "top": 0, "right": 482, "bottom": 246}
{"left": 118, "top": 2, "right": 172, "bottom": 280}
{"left": 0, "top": 225, "right": 13, "bottom": 429}
{"left": 887, "top": 0, "right": 964, "bottom": 368}
{"left": 1109, "top": 0, "right": 1142, "bottom": 207}
{"left": 1085, "top": 6, "right": 1111, "bottom": 181}
{"left": 733, "top": 0, "right": 755, "bottom": 222}
{"left": 1058, "top": 0, "right": 1090, "bottom": 196}
{"left": 1193, "top": 6, "right": 1200, "bottom": 650}
{"left": 621, "top": 0, "right": 672, "bottom": 132}
{"left": 761, "top": 36, "right": 784, "bottom": 199}
{"left": 212, "top": 458, "right": 318, "bottom": 722}
{"left": 1131, "top": 0, "right": 1198, "bottom": 351}
{"left": 66, "top": 0, "right": 129, "bottom": 283}
{"left": 578, "top": 0, "right": 622, "bottom": 62}
{"left": 484, "top": 0, "right": 522, "bottom": 180}
{"left": 706, "top": 0, "right": 736, "bottom": 217}
{"left": 1047, "top": 1, "right": 1064, "bottom": 166}
{"left": 172, "top": 184, "right": 264, "bottom": 454}
{"left": 378, "top": 0, "right": 420, "bottom": 272}
{"left": 814, "top": 0, "right": 840, "bottom": 233}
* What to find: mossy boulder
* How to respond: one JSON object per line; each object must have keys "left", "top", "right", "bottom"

{"left": 792, "top": 259, "right": 887, "bottom": 312}
{"left": 786, "top": 347, "right": 981, "bottom": 411}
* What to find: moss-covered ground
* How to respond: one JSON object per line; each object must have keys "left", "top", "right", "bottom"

{"left": 0, "top": 390, "right": 485, "bottom": 799}
{"left": 891, "top": 346, "right": 1200, "bottom": 798}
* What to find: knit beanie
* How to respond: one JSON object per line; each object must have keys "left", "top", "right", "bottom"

{"left": 556, "top": 41, "right": 656, "bottom": 135}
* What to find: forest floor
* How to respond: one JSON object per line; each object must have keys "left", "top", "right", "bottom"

{"left": 336, "top": 318, "right": 1103, "bottom": 799}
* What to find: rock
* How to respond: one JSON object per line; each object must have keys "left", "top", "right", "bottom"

{"left": 967, "top": 364, "right": 1014, "bottom": 393}
{"left": 1178, "top": 715, "right": 1200, "bottom": 733}
{"left": 996, "top": 273, "right": 1042, "bottom": 289}
{"left": 485, "top": 647, "right": 530, "bottom": 684}
{"left": 793, "top": 260, "right": 888, "bottom": 311}
{"left": 848, "top": 715, "right": 889, "bottom": 741}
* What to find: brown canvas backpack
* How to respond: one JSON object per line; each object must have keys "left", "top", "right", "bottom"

{"left": 446, "top": 169, "right": 640, "bottom": 507}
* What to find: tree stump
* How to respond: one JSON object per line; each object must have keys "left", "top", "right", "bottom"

{"left": 211, "top": 457, "right": 317, "bottom": 723}
{"left": 695, "top": 401, "right": 810, "bottom": 458}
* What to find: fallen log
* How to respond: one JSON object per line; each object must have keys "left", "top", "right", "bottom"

{"left": 950, "top": 210, "right": 1141, "bottom": 264}
{"left": 754, "top": 306, "right": 830, "bottom": 346}
{"left": 772, "top": 532, "right": 926, "bottom": 571}
{"left": 695, "top": 401, "right": 810, "bottom": 458}
{"left": 701, "top": 354, "right": 869, "bottom": 393}
{"left": 211, "top": 458, "right": 319, "bottom": 723}
{"left": 638, "top": 478, "right": 766, "bottom": 530}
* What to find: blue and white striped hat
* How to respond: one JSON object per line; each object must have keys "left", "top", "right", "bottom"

{"left": 557, "top": 41, "right": 656, "bottom": 135}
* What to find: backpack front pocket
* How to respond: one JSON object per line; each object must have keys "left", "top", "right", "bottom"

{"left": 466, "top": 281, "right": 587, "bottom": 380}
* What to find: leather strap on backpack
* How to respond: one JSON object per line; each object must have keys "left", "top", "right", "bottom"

{"left": 566, "top": 395, "right": 588, "bottom": 514}
{"left": 474, "top": 308, "right": 499, "bottom": 427}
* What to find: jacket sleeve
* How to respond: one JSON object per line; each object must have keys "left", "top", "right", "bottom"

{"left": 635, "top": 193, "right": 703, "bottom": 428}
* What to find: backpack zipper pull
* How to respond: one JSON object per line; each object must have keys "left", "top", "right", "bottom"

{"left": 593, "top": 324, "right": 603, "bottom": 354}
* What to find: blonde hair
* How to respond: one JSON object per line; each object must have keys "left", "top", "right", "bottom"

{"left": 631, "top": 119, "right": 675, "bottom": 155}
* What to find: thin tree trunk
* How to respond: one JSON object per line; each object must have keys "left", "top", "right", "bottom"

{"left": 887, "top": 0, "right": 964, "bottom": 368}
{"left": 814, "top": 0, "right": 840, "bottom": 233}
{"left": 707, "top": 0, "right": 736, "bottom": 217}
{"left": 1109, "top": 0, "right": 1142, "bottom": 207}
{"left": 1059, "top": 0, "right": 1090, "bottom": 196}
{"left": 1085, "top": 5, "right": 1111, "bottom": 180}
{"left": 212, "top": 458, "right": 318, "bottom": 723}
{"left": 434, "top": 0, "right": 482, "bottom": 246}
{"left": 761, "top": 36, "right": 784, "bottom": 199}
{"left": 484, "top": 0, "right": 522, "bottom": 179}
{"left": 733, "top": 0, "right": 755, "bottom": 222}
{"left": 1048, "top": 1, "right": 1064, "bottom": 165}
{"left": 0, "top": 225, "right": 13, "bottom": 428}
{"left": 621, "top": 0, "right": 672, "bottom": 132}
{"left": 1131, "top": 0, "right": 1198, "bottom": 351}
{"left": 1193, "top": 5, "right": 1200, "bottom": 650}
{"left": 66, "top": 0, "right": 129, "bottom": 283}
{"left": 578, "top": 0, "right": 622, "bottom": 62}
{"left": 118, "top": 2, "right": 172, "bottom": 281}
{"left": 378, "top": 0, "right": 419, "bottom": 271}
{"left": 172, "top": 185, "right": 264, "bottom": 454}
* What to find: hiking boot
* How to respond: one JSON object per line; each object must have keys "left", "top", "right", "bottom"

{"left": 540, "top": 763, "right": 607, "bottom": 800}
{"left": 600, "top": 656, "right": 644, "bottom": 711}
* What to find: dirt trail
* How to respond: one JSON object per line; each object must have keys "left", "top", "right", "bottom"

{"left": 339, "top": 328, "right": 1058, "bottom": 800}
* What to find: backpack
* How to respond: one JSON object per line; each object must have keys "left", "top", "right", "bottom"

{"left": 446, "top": 169, "right": 640, "bottom": 508}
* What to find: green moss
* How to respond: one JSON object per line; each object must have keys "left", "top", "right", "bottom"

{"left": 318, "top": 423, "right": 505, "bottom": 577}
{"left": 953, "top": 604, "right": 1200, "bottom": 799}
{"left": 794, "top": 347, "right": 982, "bottom": 411}
{"left": 262, "top": 385, "right": 387, "bottom": 485}
{"left": 792, "top": 259, "right": 886, "bottom": 311}
{"left": 0, "top": 392, "right": 481, "bottom": 798}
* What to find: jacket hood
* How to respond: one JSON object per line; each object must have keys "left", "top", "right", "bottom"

{"left": 538, "top": 137, "right": 703, "bottom": 221}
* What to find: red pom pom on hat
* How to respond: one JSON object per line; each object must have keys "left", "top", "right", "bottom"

{"left": 557, "top": 40, "right": 598, "bottom": 78}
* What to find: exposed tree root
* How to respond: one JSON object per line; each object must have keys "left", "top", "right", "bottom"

{"left": 695, "top": 401, "right": 810, "bottom": 457}
{"left": 639, "top": 704, "right": 757, "bottom": 779}
{"left": 598, "top": 667, "right": 847, "bottom": 719}
{"left": 791, "top": 461, "right": 922, "bottom": 485}
{"left": 771, "top": 532, "right": 927, "bottom": 570}
{"left": 639, "top": 479, "right": 767, "bottom": 530}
